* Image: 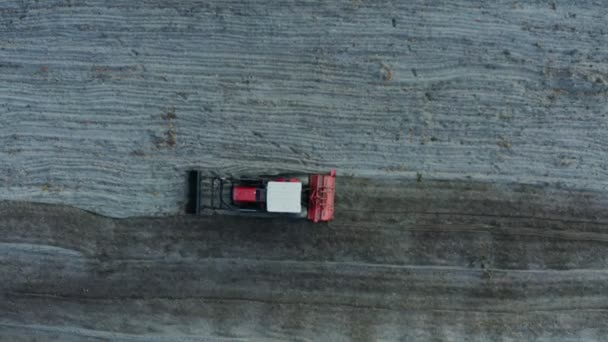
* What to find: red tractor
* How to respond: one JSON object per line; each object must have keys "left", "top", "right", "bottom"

{"left": 186, "top": 170, "right": 336, "bottom": 223}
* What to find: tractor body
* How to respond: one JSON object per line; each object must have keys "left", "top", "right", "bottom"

{"left": 186, "top": 170, "right": 336, "bottom": 223}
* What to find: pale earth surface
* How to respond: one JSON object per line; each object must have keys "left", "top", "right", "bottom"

{"left": 1, "top": 1, "right": 607, "bottom": 341}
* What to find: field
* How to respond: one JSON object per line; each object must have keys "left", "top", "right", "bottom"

{"left": 1, "top": 1, "right": 607, "bottom": 341}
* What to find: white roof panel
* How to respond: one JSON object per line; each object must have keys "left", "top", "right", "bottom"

{"left": 266, "top": 181, "right": 302, "bottom": 213}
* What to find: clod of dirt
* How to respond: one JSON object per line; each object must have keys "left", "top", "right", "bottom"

{"left": 497, "top": 137, "right": 512, "bottom": 149}
{"left": 152, "top": 107, "right": 178, "bottom": 148}
{"left": 166, "top": 129, "right": 177, "bottom": 147}
{"left": 161, "top": 107, "right": 177, "bottom": 120}
{"left": 380, "top": 62, "right": 393, "bottom": 81}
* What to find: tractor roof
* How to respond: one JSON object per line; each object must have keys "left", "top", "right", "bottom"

{"left": 266, "top": 181, "right": 302, "bottom": 213}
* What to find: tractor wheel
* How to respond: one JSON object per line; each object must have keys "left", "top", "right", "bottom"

{"left": 290, "top": 174, "right": 309, "bottom": 186}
